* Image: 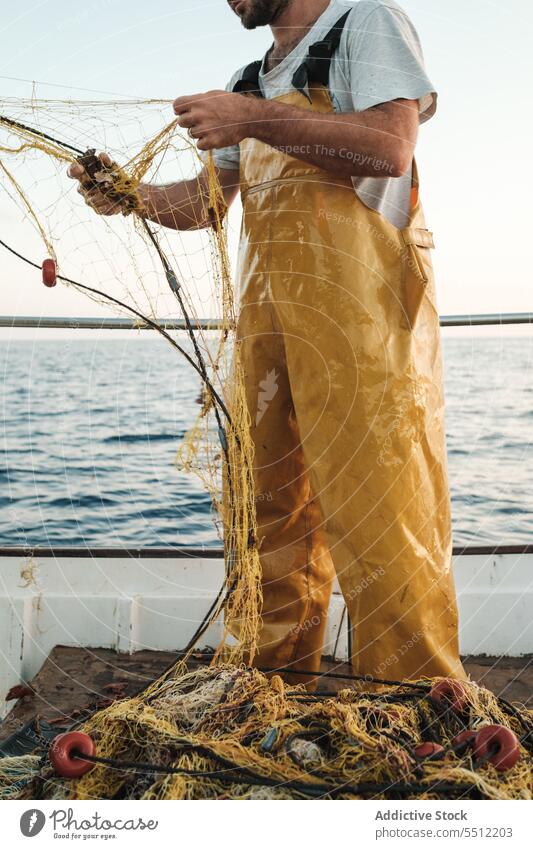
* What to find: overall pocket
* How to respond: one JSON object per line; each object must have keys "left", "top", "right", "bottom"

{"left": 400, "top": 227, "right": 436, "bottom": 329}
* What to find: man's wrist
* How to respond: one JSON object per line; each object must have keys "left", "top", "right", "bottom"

{"left": 137, "top": 183, "right": 153, "bottom": 218}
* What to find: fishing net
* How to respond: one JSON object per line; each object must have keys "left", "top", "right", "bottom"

{"left": 1, "top": 98, "right": 532, "bottom": 801}
{"left": 0, "top": 96, "right": 262, "bottom": 663}
{"left": 0, "top": 664, "right": 532, "bottom": 800}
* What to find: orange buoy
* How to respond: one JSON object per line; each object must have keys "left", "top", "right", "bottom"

{"left": 49, "top": 731, "right": 95, "bottom": 778}
{"left": 429, "top": 679, "right": 468, "bottom": 713}
{"left": 451, "top": 730, "right": 476, "bottom": 753}
{"left": 414, "top": 742, "right": 445, "bottom": 759}
{"left": 42, "top": 259, "right": 57, "bottom": 287}
{"left": 473, "top": 725, "right": 520, "bottom": 772}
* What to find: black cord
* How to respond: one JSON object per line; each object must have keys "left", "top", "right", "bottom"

{"left": 0, "top": 114, "right": 84, "bottom": 156}
{"left": 259, "top": 665, "right": 430, "bottom": 691}
{"left": 71, "top": 749, "right": 480, "bottom": 800}
{"left": 0, "top": 237, "right": 230, "bottom": 420}
{"left": 332, "top": 603, "right": 346, "bottom": 660}
{"left": 0, "top": 237, "right": 236, "bottom": 668}
{"left": 0, "top": 107, "right": 252, "bottom": 699}
{"left": 0, "top": 231, "right": 236, "bottom": 701}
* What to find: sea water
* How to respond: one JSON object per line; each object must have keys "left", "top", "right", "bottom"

{"left": 1, "top": 336, "right": 532, "bottom": 548}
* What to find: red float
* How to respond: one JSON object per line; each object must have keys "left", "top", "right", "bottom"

{"left": 451, "top": 730, "right": 477, "bottom": 753}
{"left": 429, "top": 679, "right": 468, "bottom": 713}
{"left": 473, "top": 725, "right": 520, "bottom": 772}
{"left": 49, "top": 731, "right": 96, "bottom": 778}
{"left": 414, "top": 742, "right": 445, "bottom": 759}
{"left": 42, "top": 258, "right": 57, "bottom": 287}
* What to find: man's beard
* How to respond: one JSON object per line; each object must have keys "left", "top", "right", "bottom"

{"left": 238, "top": 0, "right": 291, "bottom": 29}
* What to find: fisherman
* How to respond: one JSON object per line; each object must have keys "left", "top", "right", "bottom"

{"left": 69, "top": 0, "right": 466, "bottom": 683}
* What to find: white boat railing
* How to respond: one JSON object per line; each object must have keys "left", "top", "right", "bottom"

{"left": 1, "top": 546, "right": 532, "bottom": 716}
{"left": 1, "top": 544, "right": 532, "bottom": 558}
{"left": 1, "top": 312, "right": 533, "bottom": 330}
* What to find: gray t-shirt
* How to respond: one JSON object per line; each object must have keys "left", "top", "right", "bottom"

{"left": 208, "top": 0, "right": 436, "bottom": 229}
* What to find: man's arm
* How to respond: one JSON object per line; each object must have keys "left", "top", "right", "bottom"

{"left": 173, "top": 91, "right": 419, "bottom": 179}
{"left": 67, "top": 156, "right": 240, "bottom": 230}
{"left": 138, "top": 165, "right": 239, "bottom": 229}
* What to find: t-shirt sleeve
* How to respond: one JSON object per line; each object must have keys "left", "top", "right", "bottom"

{"left": 344, "top": 2, "right": 437, "bottom": 122}
{"left": 198, "top": 71, "right": 242, "bottom": 171}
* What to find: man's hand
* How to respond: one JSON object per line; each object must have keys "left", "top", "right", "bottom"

{"left": 173, "top": 90, "right": 259, "bottom": 151}
{"left": 173, "top": 91, "right": 418, "bottom": 179}
{"left": 67, "top": 152, "right": 122, "bottom": 216}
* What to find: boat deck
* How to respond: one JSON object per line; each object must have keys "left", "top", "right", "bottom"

{"left": 1, "top": 646, "right": 531, "bottom": 740}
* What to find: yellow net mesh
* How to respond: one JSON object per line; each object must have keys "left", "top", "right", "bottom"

{"left": 0, "top": 96, "right": 262, "bottom": 667}
{"left": 0, "top": 97, "right": 531, "bottom": 801}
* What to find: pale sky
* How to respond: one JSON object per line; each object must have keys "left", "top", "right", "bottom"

{"left": 0, "top": 0, "right": 532, "bottom": 336}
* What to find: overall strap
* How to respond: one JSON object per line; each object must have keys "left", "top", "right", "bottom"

{"left": 232, "top": 60, "right": 263, "bottom": 97}
{"left": 292, "top": 10, "right": 351, "bottom": 96}
{"left": 232, "top": 10, "right": 351, "bottom": 99}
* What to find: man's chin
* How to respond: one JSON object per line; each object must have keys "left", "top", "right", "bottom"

{"left": 238, "top": 10, "right": 259, "bottom": 30}
{"left": 231, "top": 2, "right": 253, "bottom": 28}
{"left": 233, "top": 0, "right": 286, "bottom": 29}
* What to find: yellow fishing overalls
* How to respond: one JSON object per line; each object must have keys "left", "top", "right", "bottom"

{"left": 231, "top": 13, "right": 465, "bottom": 682}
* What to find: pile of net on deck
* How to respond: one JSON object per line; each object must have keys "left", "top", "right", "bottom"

{"left": 0, "top": 663, "right": 531, "bottom": 800}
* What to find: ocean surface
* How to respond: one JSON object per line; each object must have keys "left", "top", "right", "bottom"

{"left": 1, "top": 337, "right": 532, "bottom": 548}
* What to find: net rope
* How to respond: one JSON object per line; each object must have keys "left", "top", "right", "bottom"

{"left": 0, "top": 96, "right": 262, "bottom": 667}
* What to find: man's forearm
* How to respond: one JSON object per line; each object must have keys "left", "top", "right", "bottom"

{"left": 137, "top": 95, "right": 418, "bottom": 231}
{"left": 139, "top": 177, "right": 211, "bottom": 230}
{"left": 248, "top": 97, "right": 419, "bottom": 179}
{"left": 139, "top": 166, "right": 240, "bottom": 231}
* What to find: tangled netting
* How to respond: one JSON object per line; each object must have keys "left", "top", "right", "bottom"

{"left": 0, "top": 664, "right": 532, "bottom": 800}
{"left": 1, "top": 97, "right": 532, "bottom": 802}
